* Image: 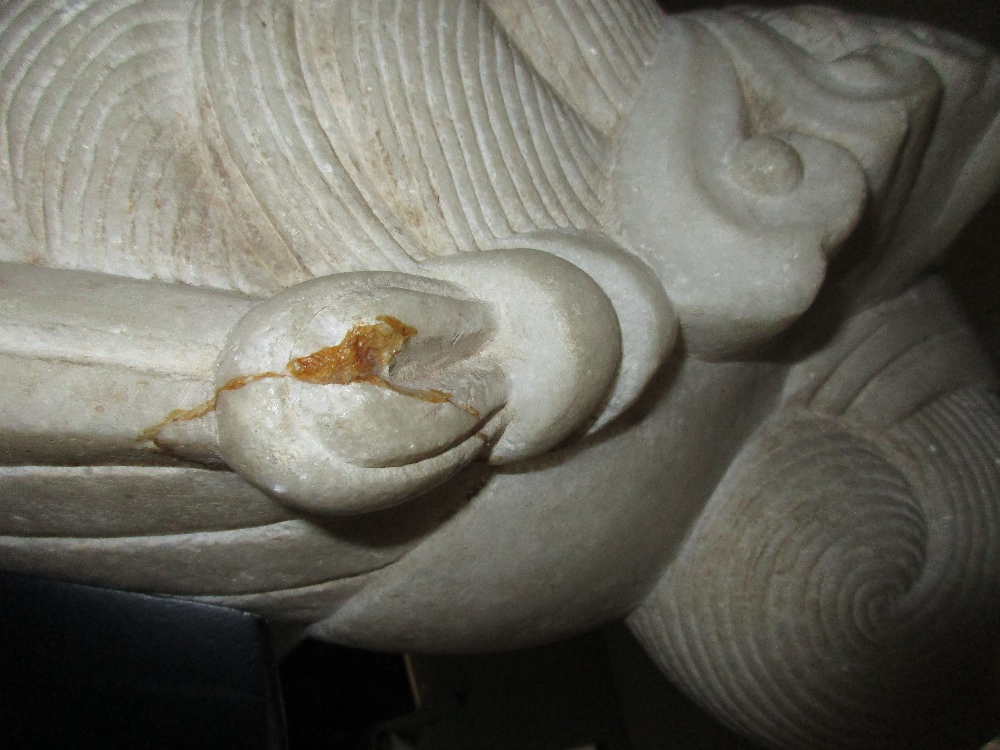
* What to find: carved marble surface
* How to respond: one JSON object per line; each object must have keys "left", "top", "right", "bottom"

{"left": 0, "top": 1, "right": 998, "bottom": 747}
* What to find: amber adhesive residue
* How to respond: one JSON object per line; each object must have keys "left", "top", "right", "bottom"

{"left": 139, "top": 315, "right": 478, "bottom": 446}
{"left": 136, "top": 371, "right": 283, "bottom": 444}
{"left": 288, "top": 315, "right": 417, "bottom": 387}
{"left": 286, "top": 315, "right": 477, "bottom": 416}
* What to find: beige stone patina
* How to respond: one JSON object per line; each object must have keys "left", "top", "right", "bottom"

{"left": 1, "top": 1, "right": 998, "bottom": 747}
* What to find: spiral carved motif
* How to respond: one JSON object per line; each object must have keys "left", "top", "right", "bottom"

{"left": 630, "top": 388, "right": 1000, "bottom": 749}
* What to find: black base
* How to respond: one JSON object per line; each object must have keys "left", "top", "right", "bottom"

{"left": 0, "top": 571, "right": 285, "bottom": 749}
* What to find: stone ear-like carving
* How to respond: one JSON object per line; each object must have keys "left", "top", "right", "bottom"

{"left": 215, "top": 246, "right": 625, "bottom": 513}
{"left": 215, "top": 272, "right": 505, "bottom": 514}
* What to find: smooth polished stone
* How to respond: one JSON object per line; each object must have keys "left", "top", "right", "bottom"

{"left": 0, "top": 2, "right": 998, "bottom": 748}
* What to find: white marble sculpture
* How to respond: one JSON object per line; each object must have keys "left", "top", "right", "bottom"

{"left": 1, "top": 0, "right": 999, "bottom": 747}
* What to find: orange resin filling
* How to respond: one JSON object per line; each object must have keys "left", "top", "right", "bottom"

{"left": 140, "top": 316, "right": 478, "bottom": 447}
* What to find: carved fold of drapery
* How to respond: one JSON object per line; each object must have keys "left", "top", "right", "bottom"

{"left": 0, "top": 0, "right": 614, "bottom": 296}
{"left": 294, "top": 0, "right": 609, "bottom": 260}
{"left": 484, "top": 0, "right": 663, "bottom": 135}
